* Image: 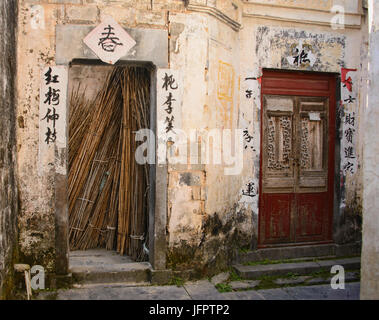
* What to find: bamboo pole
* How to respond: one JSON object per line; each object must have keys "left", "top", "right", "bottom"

{"left": 68, "top": 66, "right": 150, "bottom": 259}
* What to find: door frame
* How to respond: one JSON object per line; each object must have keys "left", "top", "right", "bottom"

{"left": 258, "top": 69, "right": 338, "bottom": 248}
{"left": 54, "top": 60, "right": 167, "bottom": 274}
{"left": 52, "top": 25, "right": 169, "bottom": 275}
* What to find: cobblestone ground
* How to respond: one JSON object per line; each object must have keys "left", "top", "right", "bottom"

{"left": 38, "top": 281, "right": 360, "bottom": 300}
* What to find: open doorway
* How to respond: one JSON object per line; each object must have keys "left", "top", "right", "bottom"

{"left": 67, "top": 64, "right": 151, "bottom": 263}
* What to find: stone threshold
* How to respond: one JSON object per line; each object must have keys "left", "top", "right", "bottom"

{"left": 233, "top": 257, "right": 361, "bottom": 279}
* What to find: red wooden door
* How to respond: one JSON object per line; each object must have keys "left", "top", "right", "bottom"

{"left": 258, "top": 70, "right": 336, "bottom": 247}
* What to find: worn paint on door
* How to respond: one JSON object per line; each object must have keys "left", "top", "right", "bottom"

{"left": 259, "top": 70, "right": 336, "bottom": 247}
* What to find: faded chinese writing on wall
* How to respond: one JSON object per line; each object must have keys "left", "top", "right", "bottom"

{"left": 242, "top": 181, "right": 257, "bottom": 197}
{"left": 241, "top": 75, "right": 260, "bottom": 151}
{"left": 156, "top": 69, "right": 183, "bottom": 164}
{"left": 39, "top": 66, "right": 67, "bottom": 147}
{"left": 239, "top": 177, "right": 259, "bottom": 209}
{"left": 157, "top": 69, "right": 183, "bottom": 135}
{"left": 340, "top": 68, "right": 358, "bottom": 175}
{"left": 286, "top": 41, "right": 316, "bottom": 68}
{"left": 161, "top": 72, "right": 179, "bottom": 134}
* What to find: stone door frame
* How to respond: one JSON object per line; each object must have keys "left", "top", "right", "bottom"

{"left": 54, "top": 25, "right": 169, "bottom": 274}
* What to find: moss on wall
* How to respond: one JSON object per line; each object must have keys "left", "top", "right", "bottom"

{"left": 337, "top": 197, "right": 363, "bottom": 244}
{"left": 0, "top": 0, "right": 18, "bottom": 300}
{"left": 167, "top": 206, "right": 254, "bottom": 277}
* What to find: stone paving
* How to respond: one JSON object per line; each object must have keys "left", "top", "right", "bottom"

{"left": 35, "top": 252, "right": 361, "bottom": 300}
{"left": 37, "top": 281, "right": 360, "bottom": 300}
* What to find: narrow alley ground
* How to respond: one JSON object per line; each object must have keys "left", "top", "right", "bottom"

{"left": 37, "top": 281, "right": 360, "bottom": 300}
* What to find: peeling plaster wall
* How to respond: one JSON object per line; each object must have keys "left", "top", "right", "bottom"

{"left": 167, "top": 10, "right": 254, "bottom": 272}
{"left": 166, "top": 2, "right": 366, "bottom": 271}
{"left": 16, "top": 0, "right": 185, "bottom": 272}
{"left": 16, "top": 0, "right": 366, "bottom": 274}
{"left": 0, "top": 0, "right": 18, "bottom": 298}
{"left": 239, "top": 15, "right": 365, "bottom": 247}
{"left": 361, "top": 0, "right": 379, "bottom": 300}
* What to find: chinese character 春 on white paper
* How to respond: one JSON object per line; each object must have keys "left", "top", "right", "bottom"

{"left": 83, "top": 16, "right": 136, "bottom": 65}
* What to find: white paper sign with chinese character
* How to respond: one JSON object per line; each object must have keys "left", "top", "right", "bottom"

{"left": 39, "top": 66, "right": 68, "bottom": 173}
{"left": 309, "top": 112, "right": 321, "bottom": 121}
{"left": 83, "top": 16, "right": 136, "bottom": 65}
{"left": 156, "top": 69, "right": 183, "bottom": 164}
{"left": 39, "top": 66, "right": 68, "bottom": 147}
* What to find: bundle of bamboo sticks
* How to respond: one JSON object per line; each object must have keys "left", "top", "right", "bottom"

{"left": 68, "top": 66, "right": 150, "bottom": 261}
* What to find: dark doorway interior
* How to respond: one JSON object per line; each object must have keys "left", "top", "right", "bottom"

{"left": 68, "top": 64, "right": 150, "bottom": 262}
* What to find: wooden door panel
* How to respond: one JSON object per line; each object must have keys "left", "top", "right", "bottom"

{"left": 295, "top": 193, "right": 328, "bottom": 242}
{"left": 298, "top": 98, "right": 328, "bottom": 193}
{"left": 262, "top": 193, "right": 292, "bottom": 244}
{"left": 259, "top": 71, "right": 336, "bottom": 247}
{"left": 299, "top": 176, "right": 327, "bottom": 188}
{"left": 263, "top": 78, "right": 330, "bottom": 94}
{"left": 300, "top": 117, "right": 324, "bottom": 171}
{"left": 265, "top": 177, "right": 296, "bottom": 189}
{"left": 262, "top": 96, "right": 295, "bottom": 193}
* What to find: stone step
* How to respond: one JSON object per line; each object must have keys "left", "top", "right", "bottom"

{"left": 71, "top": 262, "right": 152, "bottom": 284}
{"left": 236, "top": 243, "right": 361, "bottom": 264}
{"left": 72, "top": 281, "right": 151, "bottom": 289}
{"left": 233, "top": 257, "right": 361, "bottom": 279}
{"left": 69, "top": 249, "right": 151, "bottom": 284}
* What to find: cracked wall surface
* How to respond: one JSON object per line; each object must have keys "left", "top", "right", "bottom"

{"left": 0, "top": 0, "right": 18, "bottom": 299}
{"left": 361, "top": 0, "right": 379, "bottom": 300}
{"left": 15, "top": 0, "right": 366, "bottom": 275}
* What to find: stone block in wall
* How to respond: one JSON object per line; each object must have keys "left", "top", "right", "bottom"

{"left": 65, "top": 5, "right": 99, "bottom": 23}
{"left": 100, "top": 6, "right": 136, "bottom": 26}
{"left": 178, "top": 171, "right": 205, "bottom": 187}
{"left": 104, "top": 0, "right": 152, "bottom": 10}
{"left": 168, "top": 163, "right": 206, "bottom": 172}
{"left": 49, "top": 0, "right": 82, "bottom": 4}
{"left": 136, "top": 10, "right": 166, "bottom": 26}
{"left": 200, "top": 186, "right": 207, "bottom": 201}
{"left": 168, "top": 185, "right": 193, "bottom": 203}
{"left": 151, "top": 0, "right": 186, "bottom": 11}
{"left": 172, "top": 199, "right": 204, "bottom": 218}
{"left": 139, "top": 0, "right": 154, "bottom": 9}
{"left": 188, "top": 0, "right": 207, "bottom": 5}
{"left": 56, "top": 25, "right": 168, "bottom": 67}
{"left": 192, "top": 186, "right": 201, "bottom": 200}
{"left": 23, "top": 0, "right": 49, "bottom": 4}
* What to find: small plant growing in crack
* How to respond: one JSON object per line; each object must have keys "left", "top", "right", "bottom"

{"left": 215, "top": 283, "right": 233, "bottom": 293}
{"left": 229, "top": 269, "right": 243, "bottom": 282}
{"left": 285, "top": 272, "right": 300, "bottom": 279}
{"left": 169, "top": 276, "right": 185, "bottom": 287}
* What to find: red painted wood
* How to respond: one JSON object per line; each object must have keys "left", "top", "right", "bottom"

{"left": 262, "top": 193, "right": 292, "bottom": 244}
{"left": 295, "top": 193, "right": 327, "bottom": 241}
{"left": 258, "top": 70, "right": 337, "bottom": 248}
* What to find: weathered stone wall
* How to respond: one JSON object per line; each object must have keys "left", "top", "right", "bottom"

{"left": 238, "top": 2, "right": 365, "bottom": 248}
{"left": 166, "top": 0, "right": 366, "bottom": 273}
{"left": 361, "top": 0, "right": 379, "bottom": 300}
{"left": 16, "top": 0, "right": 366, "bottom": 276}
{"left": 15, "top": 0, "right": 184, "bottom": 272}
{"left": 0, "top": 0, "right": 18, "bottom": 299}
{"left": 166, "top": 5, "right": 257, "bottom": 274}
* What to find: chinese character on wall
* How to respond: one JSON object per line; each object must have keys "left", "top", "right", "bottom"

{"left": 84, "top": 16, "right": 136, "bottom": 65}
{"left": 340, "top": 68, "right": 358, "bottom": 175}
{"left": 39, "top": 66, "right": 67, "bottom": 149}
